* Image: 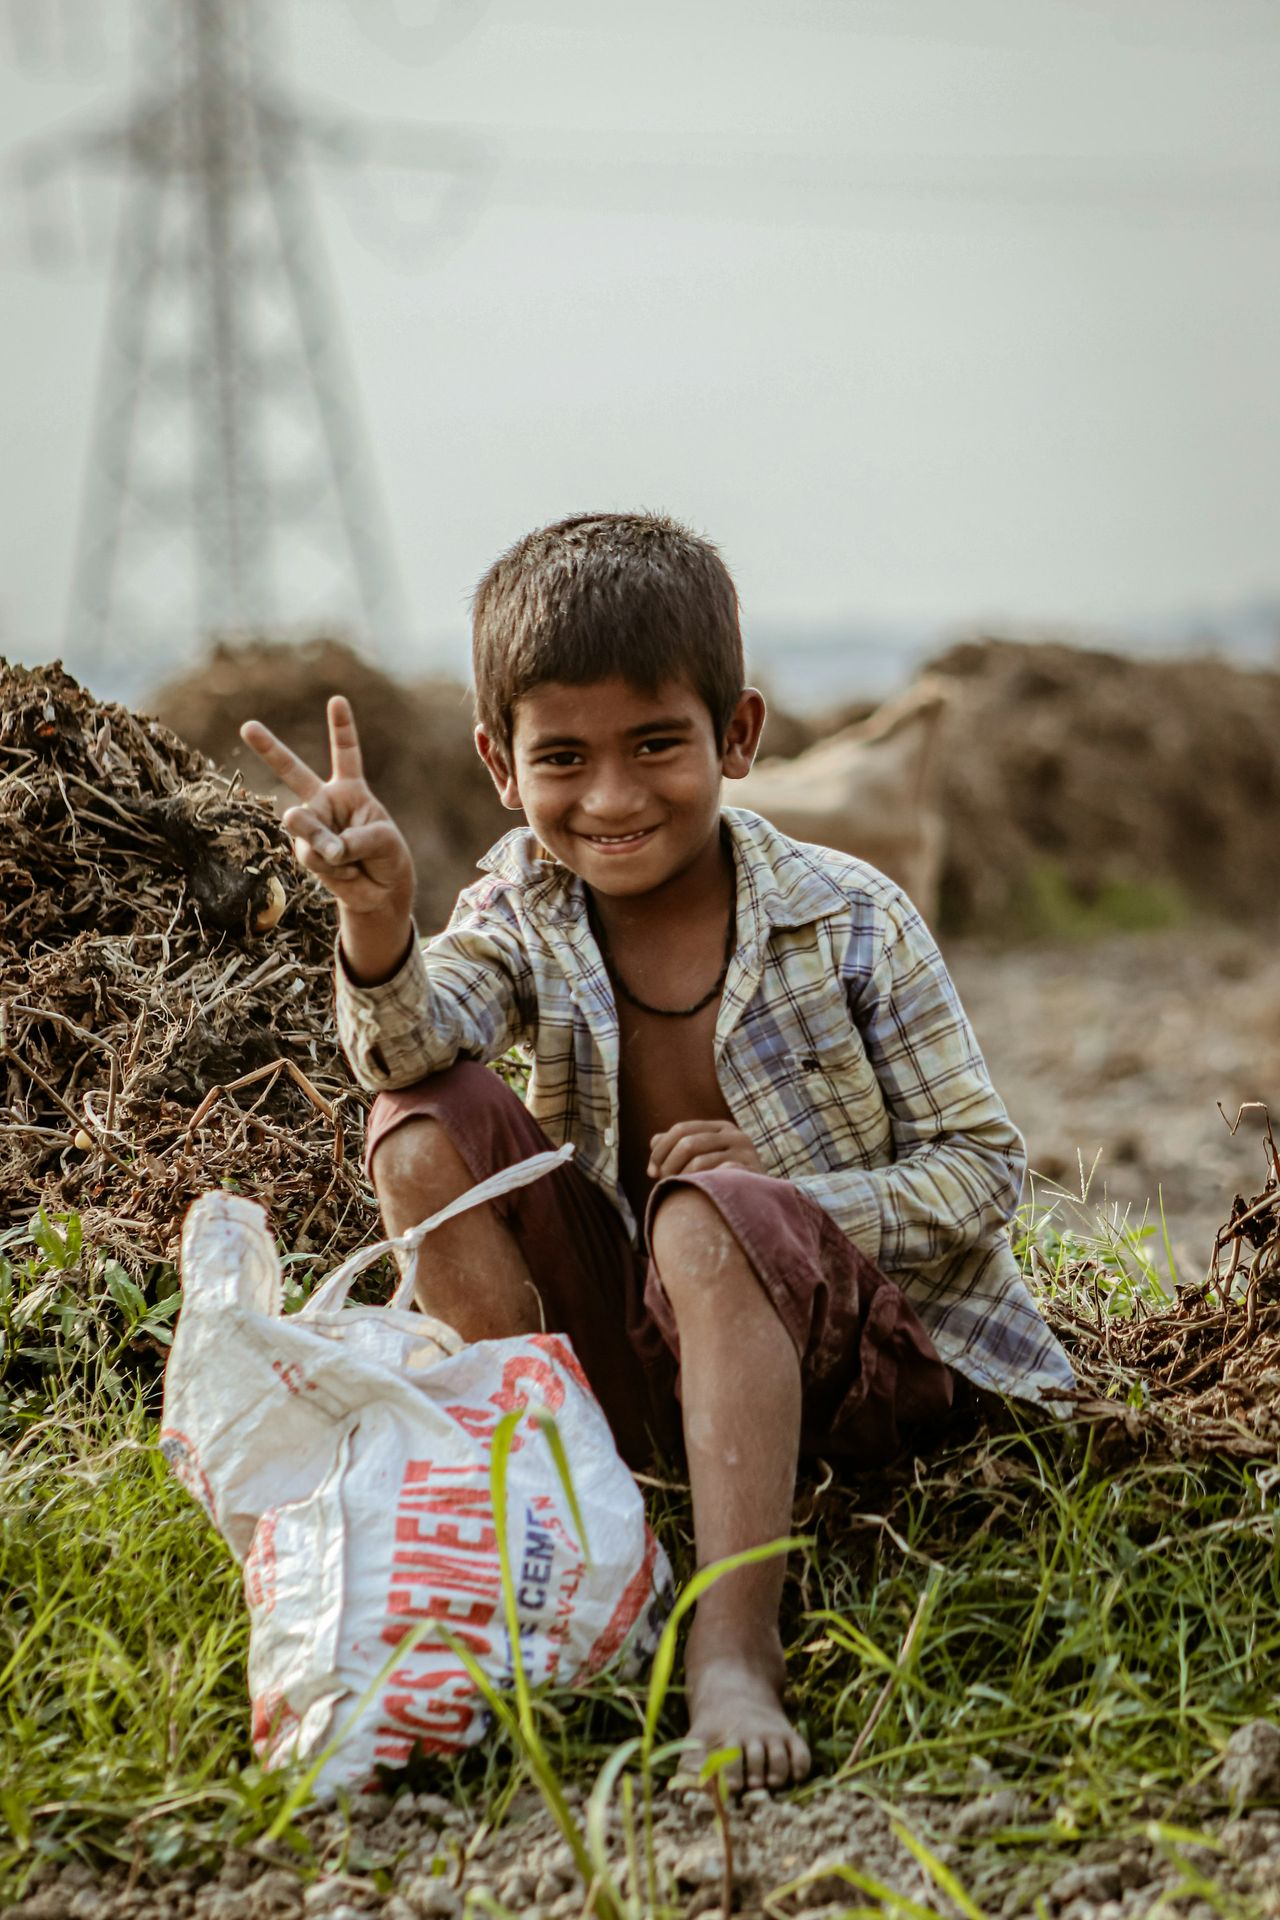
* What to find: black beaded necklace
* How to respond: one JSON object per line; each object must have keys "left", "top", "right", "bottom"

{"left": 591, "top": 898, "right": 737, "bottom": 1020}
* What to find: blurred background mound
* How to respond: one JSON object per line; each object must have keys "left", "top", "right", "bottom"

{"left": 924, "top": 636, "right": 1280, "bottom": 937}
{"left": 151, "top": 629, "right": 1280, "bottom": 943}
{"left": 151, "top": 635, "right": 509, "bottom": 933}
{"left": 737, "top": 677, "right": 951, "bottom": 923}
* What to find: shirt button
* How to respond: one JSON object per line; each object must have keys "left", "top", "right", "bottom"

{"left": 603, "top": 1126, "right": 616, "bottom": 1148}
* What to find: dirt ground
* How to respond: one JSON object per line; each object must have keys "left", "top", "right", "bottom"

{"left": 947, "top": 917, "right": 1280, "bottom": 1288}
{"left": 12, "top": 1761, "right": 1280, "bottom": 1920}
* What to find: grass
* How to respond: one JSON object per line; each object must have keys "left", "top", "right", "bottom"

{"left": 2, "top": 1198, "right": 1277, "bottom": 1911}
{"left": 1010, "top": 860, "right": 1188, "bottom": 943}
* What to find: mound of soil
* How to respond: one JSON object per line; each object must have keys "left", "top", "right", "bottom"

{"left": 0, "top": 659, "right": 371, "bottom": 1272}
{"left": 922, "top": 636, "right": 1280, "bottom": 934}
{"left": 153, "top": 632, "right": 1280, "bottom": 944}
{"left": 150, "top": 636, "right": 510, "bottom": 933}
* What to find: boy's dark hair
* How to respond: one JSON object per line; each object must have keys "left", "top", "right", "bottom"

{"left": 471, "top": 511, "right": 743, "bottom": 755}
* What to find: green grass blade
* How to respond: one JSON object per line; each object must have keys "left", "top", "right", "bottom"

{"left": 532, "top": 1407, "right": 592, "bottom": 1568}
{"left": 892, "top": 1819, "right": 989, "bottom": 1919}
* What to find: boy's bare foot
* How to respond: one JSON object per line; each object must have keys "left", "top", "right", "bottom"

{"left": 686, "top": 1630, "right": 811, "bottom": 1792}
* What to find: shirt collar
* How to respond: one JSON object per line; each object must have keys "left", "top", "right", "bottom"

{"left": 475, "top": 807, "right": 850, "bottom": 935}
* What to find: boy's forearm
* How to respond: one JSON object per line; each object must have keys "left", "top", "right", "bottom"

{"left": 333, "top": 922, "right": 445, "bottom": 1091}
{"left": 338, "top": 907, "right": 415, "bottom": 987}
{"left": 794, "top": 1117, "right": 1025, "bottom": 1273}
{"left": 333, "top": 888, "right": 531, "bottom": 1093}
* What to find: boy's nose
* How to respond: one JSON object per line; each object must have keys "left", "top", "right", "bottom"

{"left": 579, "top": 763, "right": 647, "bottom": 824}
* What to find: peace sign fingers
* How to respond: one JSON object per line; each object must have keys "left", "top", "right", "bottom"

{"left": 238, "top": 696, "right": 415, "bottom": 923}
{"left": 326, "top": 695, "right": 364, "bottom": 783}
{"left": 239, "top": 718, "right": 327, "bottom": 805}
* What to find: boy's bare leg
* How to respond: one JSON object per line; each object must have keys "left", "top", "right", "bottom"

{"left": 650, "top": 1187, "right": 810, "bottom": 1792}
{"left": 372, "top": 1118, "right": 543, "bottom": 1340}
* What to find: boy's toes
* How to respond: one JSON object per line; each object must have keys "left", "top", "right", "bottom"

{"left": 768, "top": 1728, "right": 808, "bottom": 1788}
{"left": 741, "top": 1737, "right": 767, "bottom": 1790}
{"left": 687, "top": 1651, "right": 809, "bottom": 1795}
{"left": 785, "top": 1727, "right": 812, "bottom": 1785}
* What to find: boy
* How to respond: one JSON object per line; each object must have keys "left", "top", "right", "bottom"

{"left": 242, "top": 511, "right": 1074, "bottom": 1792}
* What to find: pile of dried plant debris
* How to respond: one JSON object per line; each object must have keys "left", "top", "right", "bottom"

{"left": 1048, "top": 1106, "right": 1280, "bottom": 1463}
{"left": 0, "top": 658, "right": 369, "bottom": 1275}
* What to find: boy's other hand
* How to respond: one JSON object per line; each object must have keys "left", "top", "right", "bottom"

{"left": 239, "top": 696, "right": 415, "bottom": 922}
{"left": 647, "top": 1120, "right": 764, "bottom": 1180}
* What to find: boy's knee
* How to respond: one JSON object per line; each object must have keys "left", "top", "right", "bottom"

{"left": 649, "top": 1185, "right": 746, "bottom": 1301}
{"left": 368, "top": 1061, "right": 520, "bottom": 1199}
{"left": 370, "top": 1113, "right": 474, "bottom": 1216}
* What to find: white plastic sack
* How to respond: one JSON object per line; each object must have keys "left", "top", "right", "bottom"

{"left": 160, "top": 1147, "right": 673, "bottom": 1797}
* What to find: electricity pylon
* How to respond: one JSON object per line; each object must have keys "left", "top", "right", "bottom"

{"left": 9, "top": 0, "right": 484, "bottom": 679}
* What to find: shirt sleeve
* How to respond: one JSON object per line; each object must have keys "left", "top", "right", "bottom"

{"left": 791, "top": 899, "right": 1026, "bottom": 1271}
{"left": 334, "top": 879, "right": 535, "bottom": 1092}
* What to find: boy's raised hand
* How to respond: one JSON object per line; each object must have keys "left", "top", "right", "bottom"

{"left": 239, "top": 696, "right": 414, "bottom": 922}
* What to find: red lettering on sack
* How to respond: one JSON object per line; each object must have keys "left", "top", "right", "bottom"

{"left": 244, "top": 1510, "right": 278, "bottom": 1614}
{"left": 394, "top": 1513, "right": 498, "bottom": 1553}
{"left": 400, "top": 1484, "right": 492, "bottom": 1516}
{"left": 445, "top": 1402, "right": 514, "bottom": 1449}
{"left": 382, "top": 1693, "right": 477, "bottom": 1740}
{"left": 392, "top": 1545, "right": 502, "bottom": 1595}
{"left": 584, "top": 1532, "right": 660, "bottom": 1675}
{"left": 372, "top": 1727, "right": 457, "bottom": 1760}
{"left": 270, "top": 1358, "right": 317, "bottom": 1396}
{"left": 444, "top": 1352, "right": 569, "bottom": 1453}
{"left": 384, "top": 1592, "right": 495, "bottom": 1654}
{"left": 533, "top": 1333, "right": 593, "bottom": 1397}
{"left": 385, "top": 1661, "right": 469, "bottom": 1694}
{"left": 251, "top": 1686, "right": 299, "bottom": 1757}
{"left": 555, "top": 1563, "right": 585, "bottom": 1618}
{"left": 375, "top": 1458, "right": 507, "bottom": 1753}
{"left": 491, "top": 1353, "right": 566, "bottom": 1417}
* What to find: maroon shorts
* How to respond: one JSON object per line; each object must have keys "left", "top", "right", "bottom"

{"left": 364, "top": 1063, "right": 954, "bottom": 1472}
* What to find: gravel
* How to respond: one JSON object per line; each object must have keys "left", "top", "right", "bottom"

{"left": 13, "top": 1786, "right": 1280, "bottom": 1920}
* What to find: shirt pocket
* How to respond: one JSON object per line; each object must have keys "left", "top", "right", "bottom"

{"left": 779, "top": 1032, "right": 889, "bottom": 1171}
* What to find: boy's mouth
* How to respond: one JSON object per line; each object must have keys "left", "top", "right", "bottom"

{"left": 577, "top": 826, "right": 658, "bottom": 853}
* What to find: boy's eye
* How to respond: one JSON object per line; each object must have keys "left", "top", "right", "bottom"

{"left": 637, "top": 737, "right": 682, "bottom": 756}
{"left": 538, "top": 750, "right": 584, "bottom": 768}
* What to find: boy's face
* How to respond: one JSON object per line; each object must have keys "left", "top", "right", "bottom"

{"left": 476, "top": 676, "right": 765, "bottom": 898}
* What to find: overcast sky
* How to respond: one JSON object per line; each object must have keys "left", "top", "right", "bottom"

{"left": 2, "top": 0, "right": 1278, "bottom": 700}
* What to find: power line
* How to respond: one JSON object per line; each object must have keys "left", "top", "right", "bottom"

{"left": 338, "top": 0, "right": 491, "bottom": 67}
{"left": 406, "top": 127, "right": 1280, "bottom": 225}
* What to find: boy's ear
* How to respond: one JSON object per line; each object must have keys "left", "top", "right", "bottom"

{"left": 475, "top": 725, "right": 523, "bottom": 809}
{"left": 720, "top": 688, "right": 768, "bottom": 780}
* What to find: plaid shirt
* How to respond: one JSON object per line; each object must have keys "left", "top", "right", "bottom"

{"left": 335, "top": 808, "right": 1074, "bottom": 1406}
